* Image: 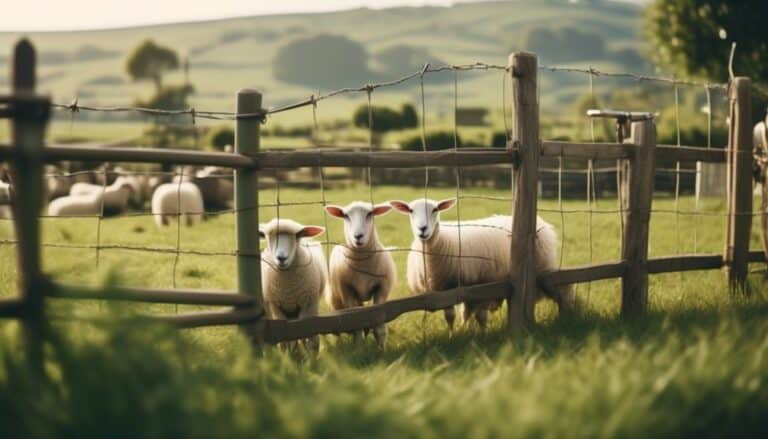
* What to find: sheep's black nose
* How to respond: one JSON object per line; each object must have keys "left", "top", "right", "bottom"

{"left": 354, "top": 233, "right": 363, "bottom": 241}
{"left": 277, "top": 255, "right": 287, "bottom": 263}
{"left": 419, "top": 226, "right": 427, "bottom": 233}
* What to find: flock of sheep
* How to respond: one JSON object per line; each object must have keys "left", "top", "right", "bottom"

{"left": 0, "top": 163, "right": 575, "bottom": 354}
{"left": 261, "top": 198, "right": 574, "bottom": 352}
{"left": 30, "top": 164, "right": 234, "bottom": 228}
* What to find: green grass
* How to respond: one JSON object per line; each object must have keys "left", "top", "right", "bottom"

{"left": 0, "top": 184, "right": 767, "bottom": 436}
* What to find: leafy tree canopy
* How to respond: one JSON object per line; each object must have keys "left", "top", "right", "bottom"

{"left": 126, "top": 40, "right": 180, "bottom": 90}
{"left": 353, "top": 103, "right": 419, "bottom": 133}
{"left": 645, "top": 0, "right": 768, "bottom": 86}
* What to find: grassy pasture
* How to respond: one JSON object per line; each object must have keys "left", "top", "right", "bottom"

{"left": 0, "top": 184, "right": 767, "bottom": 436}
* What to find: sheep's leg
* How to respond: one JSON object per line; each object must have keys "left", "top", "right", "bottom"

{"left": 298, "top": 301, "right": 320, "bottom": 354}
{"left": 267, "top": 302, "right": 296, "bottom": 352}
{"left": 342, "top": 284, "right": 365, "bottom": 343}
{"left": 475, "top": 307, "right": 488, "bottom": 330}
{"left": 443, "top": 306, "right": 456, "bottom": 332}
{"left": 371, "top": 285, "right": 387, "bottom": 349}
{"left": 185, "top": 213, "right": 194, "bottom": 226}
{"left": 555, "top": 284, "right": 576, "bottom": 315}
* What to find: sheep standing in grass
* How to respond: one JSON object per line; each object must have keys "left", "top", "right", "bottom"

{"left": 390, "top": 198, "right": 573, "bottom": 329}
{"left": 70, "top": 175, "right": 143, "bottom": 211}
{"left": 325, "top": 202, "right": 397, "bottom": 348}
{"left": 0, "top": 180, "right": 11, "bottom": 219}
{"left": 48, "top": 178, "right": 135, "bottom": 217}
{"left": 260, "top": 218, "right": 327, "bottom": 352}
{"left": 151, "top": 181, "right": 204, "bottom": 228}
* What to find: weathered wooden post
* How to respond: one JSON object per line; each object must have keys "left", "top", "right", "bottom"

{"left": 9, "top": 39, "right": 50, "bottom": 368}
{"left": 235, "top": 89, "right": 265, "bottom": 342}
{"left": 724, "top": 77, "right": 753, "bottom": 293}
{"left": 508, "top": 52, "right": 540, "bottom": 330}
{"left": 620, "top": 120, "right": 656, "bottom": 316}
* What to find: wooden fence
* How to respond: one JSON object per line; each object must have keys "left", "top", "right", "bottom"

{"left": 0, "top": 39, "right": 765, "bottom": 363}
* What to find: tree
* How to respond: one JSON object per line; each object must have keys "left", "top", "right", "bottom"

{"left": 352, "top": 103, "right": 419, "bottom": 145}
{"left": 645, "top": 0, "right": 768, "bottom": 86}
{"left": 207, "top": 126, "right": 235, "bottom": 151}
{"left": 400, "top": 104, "right": 418, "bottom": 129}
{"left": 273, "top": 34, "right": 369, "bottom": 88}
{"left": 126, "top": 40, "right": 180, "bottom": 91}
{"left": 139, "top": 84, "right": 194, "bottom": 111}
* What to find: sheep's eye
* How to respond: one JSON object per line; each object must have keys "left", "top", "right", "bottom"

{"left": 432, "top": 208, "right": 439, "bottom": 213}
{"left": 343, "top": 213, "right": 349, "bottom": 220}
{"left": 366, "top": 212, "right": 373, "bottom": 218}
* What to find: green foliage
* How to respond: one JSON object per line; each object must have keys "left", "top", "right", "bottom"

{"left": 273, "top": 34, "right": 370, "bottom": 88}
{"left": 207, "top": 125, "right": 235, "bottom": 151}
{"left": 352, "top": 103, "right": 419, "bottom": 133}
{"left": 400, "top": 130, "right": 460, "bottom": 151}
{"left": 572, "top": 93, "right": 614, "bottom": 142}
{"left": 125, "top": 39, "right": 180, "bottom": 90}
{"left": 645, "top": 0, "right": 768, "bottom": 86}
{"left": 518, "top": 26, "right": 606, "bottom": 62}
{"left": 138, "top": 84, "right": 194, "bottom": 111}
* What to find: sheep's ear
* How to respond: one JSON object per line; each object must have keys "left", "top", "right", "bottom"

{"left": 324, "top": 205, "right": 345, "bottom": 218}
{"left": 389, "top": 200, "right": 412, "bottom": 214}
{"left": 371, "top": 204, "right": 392, "bottom": 217}
{"left": 436, "top": 198, "right": 457, "bottom": 212}
{"left": 297, "top": 225, "right": 324, "bottom": 239}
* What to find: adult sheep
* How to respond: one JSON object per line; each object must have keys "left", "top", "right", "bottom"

{"left": 70, "top": 175, "right": 143, "bottom": 210}
{"left": 48, "top": 178, "right": 135, "bottom": 216}
{"left": 260, "top": 218, "right": 327, "bottom": 352}
{"left": 151, "top": 181, "right": 204, "bottom": 227}
{"left": 325, "top": 201, "right": 397, "bottom": 347}
{"left": 389, "top": 198, "right": 574, "bottom": 329}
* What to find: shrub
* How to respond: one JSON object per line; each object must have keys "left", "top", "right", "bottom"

{"left": 400, "top": 131, "right": 462, "bottom": 151}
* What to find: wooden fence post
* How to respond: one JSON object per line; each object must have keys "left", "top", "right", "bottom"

{"left": 234, "top": 89, "right": 265, "bottom": 342}
{"left": 9, "top": 39, "right": 49, "bottom": 368}
{"left": 621, "top": 120, "right": 656, "bottom": 316}
{"left": 725, "top": 77, "right": 753, "bottom": 293}
{"left": 508, "top": 52, "right": 540, "bottom": 331}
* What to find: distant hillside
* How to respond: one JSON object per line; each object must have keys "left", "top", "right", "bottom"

{"left": 0, "top": 0, "right": 646, "bottom": 124}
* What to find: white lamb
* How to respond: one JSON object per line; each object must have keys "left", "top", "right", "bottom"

{"left": 389, "top": 198, "right": 574, "bottom": 329}
{"left": 48, "top": 178, "right": 135, "bottom": 216}
{"left": 70, "top": 175, "right": 143, "bottom": 210}
{"left": 260, "top": 218, "right": 327, "bottom": 352}
{"left": 325, "top": 202, "right": 397, "bottom": 347}
{"left": 150, "top": 181, "right": 204, "bottom": 228}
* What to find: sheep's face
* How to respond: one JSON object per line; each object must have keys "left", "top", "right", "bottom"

{"left": 390, "top": 198, "right": 456, "bottom": 241}
{"left": 326, "top": 202, "right": 391, "bottom": 248}
{"left": 259, "top": 221, "right": 324, "bottom": 269}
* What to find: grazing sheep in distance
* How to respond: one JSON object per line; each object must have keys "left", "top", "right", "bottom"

{"left": 194, "top": 166, "right": 233, "bottom": 210}
{"left": 70, "top": 175, "right": 143, "bottom": 211}
{"left": 0, "top": 180, "right": 11, "bottom": 219}
{"left": 48, "top": 178, "right": 135, "bottom": 217}
{"left": 325, "top": 202, "right": 397, "bottom": 348}
{"left": 151, "top": 182, "right": 204, "bottom": 228}
{"left": 389, "top": 198, "right": 574, "bottom": 329}
{"left": 260, "top": 218, "right": 327, "bottom": 353}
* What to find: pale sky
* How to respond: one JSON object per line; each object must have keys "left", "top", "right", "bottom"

{"left": 0, "top": 0, "right": 647, "bottom": 32}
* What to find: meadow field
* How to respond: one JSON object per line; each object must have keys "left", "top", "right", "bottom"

{"left": 1, "top": 184, "right": 767, "bottom": 437}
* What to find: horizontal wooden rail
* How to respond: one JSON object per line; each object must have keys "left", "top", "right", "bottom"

{"left": 48, "top": 282, "right": 254, "bottom": 307}
{"left": 647, "top": 254, "right": 723, "bottom": 273}
{"left": 0, "top": 143, "right": 257, "bottom": 168}
{"left": 541, "top": 141, "right": 632, "bottom": 159}
{"left": 656, "top": 145, "right": 727, "bottom": 163}
{"left": 264, "top": 281, "right": 511, "bottom": 343}
{"left": 0, "top": 298, "right": 23, "bottom": 318}
{"left": 154, "top": 308, "right": 263, "bottom": 329}
{"left": 748, "top": 249, "right": 766, "bottom": 263}
{"left": 0, "top": 142, "right": 727, "bottom": 169}
{"left": 256, "top": 148, "right": 517, "bottom": 169}
{"left": 540, "top": 261, "right": 627, "bottom": 286}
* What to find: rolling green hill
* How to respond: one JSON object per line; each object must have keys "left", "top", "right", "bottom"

{"left": 0, "top": 0, "right": 646, "bottom": 130}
